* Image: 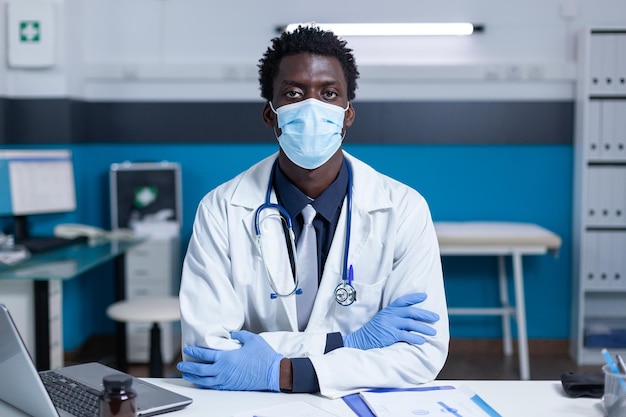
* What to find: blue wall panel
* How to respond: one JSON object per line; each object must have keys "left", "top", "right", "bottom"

{"left": 346, "top": 144, "right": 573, "bottom": 339}
{"left": 1, "top": 143, "right": 573, "bottom": 349}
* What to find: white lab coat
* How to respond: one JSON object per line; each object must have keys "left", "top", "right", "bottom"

{"left": 179, "top": 151, "right": 449, "bottom": 399}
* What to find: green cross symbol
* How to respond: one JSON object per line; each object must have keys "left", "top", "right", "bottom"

{"left": 20, "top": 21, "right": 40, "bottom": 42}
{"left": 134, "top": 186, "right": 158, "bottom": 208}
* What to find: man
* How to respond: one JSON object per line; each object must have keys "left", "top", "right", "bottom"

{"left": 177, "top": 25, "right": 449, "bottom": 399}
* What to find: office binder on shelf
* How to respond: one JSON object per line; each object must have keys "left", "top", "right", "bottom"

{"left": 618, "top": 37, "right": 626, "bottom": 94}
{"left": 588, "top": 166, "right": 617, "bottom": 228}
{"left": 617, "top": 169, "right": 626, "bottom": 227}
{"left": 587, "top": 100, "right": 601, "bottom": 160}
{"left": 600, "top": 100, "right": 615, "bottom": 160}
{"left": 600, "top": 167, "right": 611, "bottom": 227}
{"left": 589, "top": 34, "right": 605, "bottom": 94}
{"left": 607, "top": 34, "right": 621, "bottom": 93}
{"left": 585, "top": 167, "right": 601, "bottom": 226}
{"left": 589, "top": 34, "right": 616, "bottom": 94}
{"left": 611, "top": 168, "right": 626, "bottom": 227}
{"left": 581, "top": 232, "right": 594, "bottom": 289}
{"left": 615, "top": 101, "right": 626, "bottom": 159}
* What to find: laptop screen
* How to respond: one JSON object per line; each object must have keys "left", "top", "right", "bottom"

{"left": 0, "top": 304, "right": 61, "bottom": 417}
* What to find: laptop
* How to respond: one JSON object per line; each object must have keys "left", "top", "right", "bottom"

{"left": 0, "top": 304, "right": 192, "bottom": 417}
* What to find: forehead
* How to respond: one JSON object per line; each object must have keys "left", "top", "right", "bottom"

{"left": 274, "top": 53, "right": 347, "bottom": 88}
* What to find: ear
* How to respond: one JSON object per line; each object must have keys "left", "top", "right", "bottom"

{"left": 262, "top": 102, "right": 276, "bottom": 128}
{"left": 344, "top": 102, "right": 356, "bottom": 128}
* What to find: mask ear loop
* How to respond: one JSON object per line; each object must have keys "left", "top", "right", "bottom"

{"left": 269, "top": 101, "right": 281, "bottom": 140}
{"left": 340, "top": 101, "right": 350, "bottom": 139}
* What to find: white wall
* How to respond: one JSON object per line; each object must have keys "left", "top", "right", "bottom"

{"left": 2, "top": 0, "right": 626, "bottom": 101}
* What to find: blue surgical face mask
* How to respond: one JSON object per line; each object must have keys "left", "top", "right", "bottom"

{"left": 270, "top": 98, "right": 349, "bottom": 169}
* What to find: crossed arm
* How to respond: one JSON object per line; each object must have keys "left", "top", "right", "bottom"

{"left": 177, "top": 292, "right": 440, "bottom": 392}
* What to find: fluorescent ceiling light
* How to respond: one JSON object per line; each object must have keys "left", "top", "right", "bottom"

{"left": 283, "top": 23, "right": 482, "bottom": 36}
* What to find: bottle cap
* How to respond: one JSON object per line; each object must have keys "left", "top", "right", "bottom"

{"left": 103, "top": 374, "right": 133, "bottom": 390}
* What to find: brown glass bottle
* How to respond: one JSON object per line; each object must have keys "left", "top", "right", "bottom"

{"left": 99, "top": 374, "right": 137, "bottom": 417}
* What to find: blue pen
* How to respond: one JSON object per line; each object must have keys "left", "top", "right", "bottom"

{"left": 348, "top": 264, "right": 354, "bottom": 285}
{"left": 602, "top": 348, "right": 626, "bottom": 391}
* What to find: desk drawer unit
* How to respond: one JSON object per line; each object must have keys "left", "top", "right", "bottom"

{"left": 124, "top": 237, "right": 181, "bottom": 363}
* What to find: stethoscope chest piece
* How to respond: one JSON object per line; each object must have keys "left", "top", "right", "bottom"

{"left": 334, "top": 282, "right": 356, "bottom": 306}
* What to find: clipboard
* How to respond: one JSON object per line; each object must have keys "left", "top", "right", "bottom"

{"left": 343, "top": 385, "right": 502, "bottom": 417}
{"left": 342, "top": 386, "right": 456, "bottom": 417}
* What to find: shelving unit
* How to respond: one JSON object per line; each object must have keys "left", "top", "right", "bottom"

{"left": 110, "top": 162, "right": 183, "bottom": 365}
{"left": 571, "top": 28, "right": 626, "bottom": 365}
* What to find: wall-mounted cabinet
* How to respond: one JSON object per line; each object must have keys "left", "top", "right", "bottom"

{"left": 571, "top": 28, "right": 626, "bottom": 365}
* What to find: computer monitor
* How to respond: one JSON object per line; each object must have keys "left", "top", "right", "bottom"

{"left": 0, "top": 149, "right": 77, "bottom": 241}
{"left": 110, "top": 161, "right": 181, "bottom": 230}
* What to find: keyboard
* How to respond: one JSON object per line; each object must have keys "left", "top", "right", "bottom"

{"left": 19, "top": 236, "right": 89, "bottom": 254}
{"left": 40, "top": 371, "right": 101, "bottom": 417}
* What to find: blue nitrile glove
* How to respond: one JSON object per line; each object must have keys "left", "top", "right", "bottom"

{"left": 177, "top": 330, "right": 283, "bottom": 392}
{"left": 343, "top": 292, "right": 439, "bottom": 350}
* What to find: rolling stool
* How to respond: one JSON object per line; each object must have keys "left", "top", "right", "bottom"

{"left": 106, "top": 296, "right": 180, "bottom": 377}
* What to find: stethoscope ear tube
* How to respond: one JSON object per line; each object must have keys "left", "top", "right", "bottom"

{"left": 256, "top": 206, "right": 301, "bottom": 298}
{"left": 256, "top": 158, "right": 357, "bottom": 305}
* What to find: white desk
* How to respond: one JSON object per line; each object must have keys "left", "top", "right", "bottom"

{"left": 148, "top": 379, "right": 603, "bottom": 417}
{"left": 435, "top": 222, "right": 562, "bottom": 381}
{"left": 0, "top": 379, "right": 603, "bottom": 417}
{"left": 145, "top": 379, "right": 603, "bottom": 417}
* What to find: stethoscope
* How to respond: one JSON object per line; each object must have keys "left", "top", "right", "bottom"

{"left": 254, "top": 159, "right": 357, "bottom": 306}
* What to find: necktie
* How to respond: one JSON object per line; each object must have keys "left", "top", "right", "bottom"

{"left": 296, "top": 204, "right": 318, "bottom": 331}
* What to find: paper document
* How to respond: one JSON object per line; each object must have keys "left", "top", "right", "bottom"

{"left": 359, "top": 385, "right": 502, "bottom": 417}
{"left": 0, "top": 248, "right": 30, "bottom": 265}
{"left": 233, "top": 400, "right": 340, "bottom": 417}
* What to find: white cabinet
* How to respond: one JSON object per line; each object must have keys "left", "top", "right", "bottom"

{"left": 124, "top": 237, "right": 181, "bottom": 363}
{"left": 571, "top": 28, "right": 626, "bottom": 365}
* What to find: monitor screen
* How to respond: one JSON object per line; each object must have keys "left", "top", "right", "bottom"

{"left": 0, "top": 149, "right": 77, "bottom": 239}
{"left": 110, "top": 162, "right": 181, "bottom": 230}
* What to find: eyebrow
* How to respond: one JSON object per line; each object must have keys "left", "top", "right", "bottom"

{"left": 280, "top": 79, "right": 340, "bottom": 88}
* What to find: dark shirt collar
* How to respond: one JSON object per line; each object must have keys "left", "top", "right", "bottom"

{"left": 274, "top": 160, "right": 349, "bottom": 223}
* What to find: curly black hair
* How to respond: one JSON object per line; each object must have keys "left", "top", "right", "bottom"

{"left": 258, "top": 25, "right": 360, "bottom": 101}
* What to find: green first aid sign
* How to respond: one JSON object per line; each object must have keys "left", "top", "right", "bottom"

{"left": 20, "top": 21, "right": 40, "bottom": 42}
{"left": 8, "top": 2, "right": 54, "bottom": 68}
